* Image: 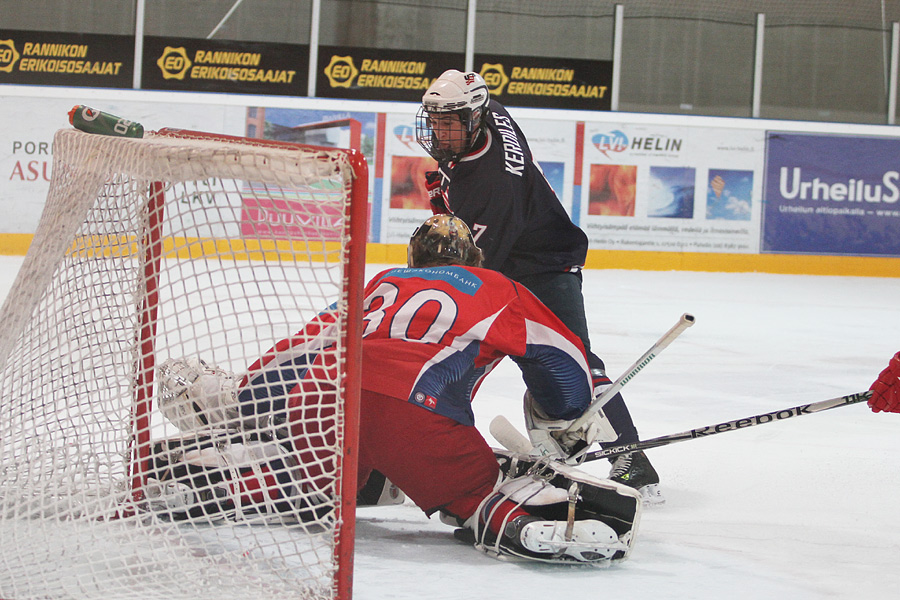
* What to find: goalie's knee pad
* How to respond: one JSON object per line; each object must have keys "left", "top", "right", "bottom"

{"left": 144, "top": 432, "right": 330, "bottom": 524}
{"left": 464, "top": 450, "right": 643, "bottom": 564}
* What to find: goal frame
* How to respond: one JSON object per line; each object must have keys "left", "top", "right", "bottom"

{"left": 0, "top": 126, "right": 369, "bottom": 600}
{"left": 151, "top": 128, "right": 369, "bottom": 600}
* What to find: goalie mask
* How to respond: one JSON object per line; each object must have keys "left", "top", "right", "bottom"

{"left": 416, "top": 70, "right": 490, "bottom": 162}
{"left": 407, "top": 215, "right": 483, "bottom": 269}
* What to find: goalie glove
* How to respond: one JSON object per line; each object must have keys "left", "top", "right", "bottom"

{"left": 869, "top": 351, "right": 900, "bottom": 413}
{"left": 523, "top": 389, "right": 617, "bottom": 458}
{"left": 158, "top": 357, "right": 240, "bottom": 431}
{"left": 522, "top": 389, "right": 567, "bottom": 458}
{"left": 560, "top": 378, "right": 620, "bottom": 455}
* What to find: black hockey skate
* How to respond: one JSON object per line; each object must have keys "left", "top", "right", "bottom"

{"left": 609, "top": 451, "right": 664, "bottom": 506}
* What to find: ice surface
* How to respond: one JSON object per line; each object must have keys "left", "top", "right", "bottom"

{"left": 0, "top": 256, "right": 897, "bottom": 599}
{"left": 351, "top": 265, "right": 900, "bottom": 600}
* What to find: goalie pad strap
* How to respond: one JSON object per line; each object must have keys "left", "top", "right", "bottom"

{"left": 493, "top": 450, "right": 643, "bottom": 541}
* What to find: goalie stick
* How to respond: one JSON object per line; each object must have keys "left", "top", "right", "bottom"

{"left": 568, "top": 312, "right": 695, "bottom": 434}
{"left": 491, "top": 313, "right": 694, "bottom": 459}
{"left": 492, "top": 390, "right": 872, "bottom": 466}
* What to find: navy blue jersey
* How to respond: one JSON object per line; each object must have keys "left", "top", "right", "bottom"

{"left": 432, "top": 100, "right": 588, "bottom": 281}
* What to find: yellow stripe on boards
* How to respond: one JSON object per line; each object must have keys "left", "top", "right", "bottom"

{"left": 365, "top": 244, "right": 900, "bottom": 278}
{"left": 2, "top": 235, "right": 898, "bottom": 277}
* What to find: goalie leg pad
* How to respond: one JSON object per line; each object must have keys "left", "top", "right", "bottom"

{"left": 144, "top": 432, "right": 331, "bottom": 523}
{"left": 356, "top": 469, "right": 406, "bottom": 507}
{"left": 494, "top": 449, "right": 642, "bottom": 541}
{"left": 464, "top": 449, "right": 643, "bottom": 563}
{"left": 509, "top": 515, "right": 624, "bottom": 563}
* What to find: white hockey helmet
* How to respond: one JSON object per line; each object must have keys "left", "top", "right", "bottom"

{"left": 407, "top": 214, "right": 483, "bottom": 268}
{"left": 416, "top": 70, "right": 490, "bottom": 162}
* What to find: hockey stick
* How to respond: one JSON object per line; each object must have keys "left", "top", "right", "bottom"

{"left": 489, "top": 414, "right": 534, "bottom": 454}
{"left": 567, "top": 313, "right": 695, "bottom": 433}
{"left": 491, "top": 313, "right": 695, "bottom": 457}
{"left": 575, "top": 390, "right": 872, "bottom": 464}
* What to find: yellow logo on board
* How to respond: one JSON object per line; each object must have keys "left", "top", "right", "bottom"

{"left": 479, "top": 63, "right": 509, "bottom": 95}
{"left": 324, "top": 55, "right": 358, "bottom": 88}
{"left": 0, "top": 39, "right": 21, "bottom": 73}
{"left": 157, "top": 46, "right": 192, "bottom": 80}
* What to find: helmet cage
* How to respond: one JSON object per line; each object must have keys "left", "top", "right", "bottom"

{"left": 416, "top": 70, "right": 489, "bottom": 162}
{"left": 416, "top": 105, "right": 484, "bottom": 163}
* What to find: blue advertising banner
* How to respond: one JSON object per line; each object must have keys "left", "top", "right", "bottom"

{"left": 763, "top": 132, "right": 900, "bottom": 256}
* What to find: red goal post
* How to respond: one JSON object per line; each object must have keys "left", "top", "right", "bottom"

{"left": 0, "top": 126, "right": 369, "bottom": 599}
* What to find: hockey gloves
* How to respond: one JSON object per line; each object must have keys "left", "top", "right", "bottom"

{"left": 157, "top": 357, "right": 240, "bottom": 431}
{"left": 558, "top": 380, "right": 619, "bottom": 454}
{"left": 424, "top": 170, "right": 448, "bottom": 214}
{"left": 523, "top": 389, "right": 617, "bottom": 459}
{"left": 869, "top": 351, "right": 900, "bottom": 413}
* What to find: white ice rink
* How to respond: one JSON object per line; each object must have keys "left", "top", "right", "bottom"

{"left": 350, "top": 264, "right": 900, "bottom": 600}
{"left": 1, "top": 256, "right": 898, "bottom": 599}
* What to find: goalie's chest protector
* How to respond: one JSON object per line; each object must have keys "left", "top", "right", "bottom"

{"left": 360, "top": 266, "right": 590, "bottom": 426}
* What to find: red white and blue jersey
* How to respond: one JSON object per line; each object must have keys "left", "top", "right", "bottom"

{"left": 239, "top": 265, "right": 593, "bottom": 427}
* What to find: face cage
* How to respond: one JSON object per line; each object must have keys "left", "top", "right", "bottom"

{"left": 415, "top": 106, "right": 476, "bottom": 163}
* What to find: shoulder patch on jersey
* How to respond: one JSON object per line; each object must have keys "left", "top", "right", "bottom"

{"left": 413, "top": 391, "right": 439, "bottom": 410}
{"left": 387, "top": 266, "right": 483, "bottom": 296}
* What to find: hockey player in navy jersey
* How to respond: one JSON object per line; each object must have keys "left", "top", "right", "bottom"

{"left": 416, "top": 70, "right": 661, "bottom": 503}
{"left": 152, "top": 215, "right": 642, "bottom": 563}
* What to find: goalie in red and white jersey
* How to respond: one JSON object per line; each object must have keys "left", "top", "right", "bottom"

{"left": 152, "top": 215, "right": 641, "bottom": 563}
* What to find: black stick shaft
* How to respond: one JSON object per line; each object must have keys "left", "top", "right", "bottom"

{"left": 575, "top": 390, "right": 873, "bottom": 464}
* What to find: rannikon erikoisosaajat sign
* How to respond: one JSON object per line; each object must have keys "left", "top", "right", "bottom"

{"left": 317, "top": 46, "right": 463, "bottom": 102}
{"left": 476, "top": 54, "right": 613, "bottom": 110}
{"left": 0, "top": 29, "right": 132, "bottom": 88}
{"left": 143, "top": 37, "right": 307, "bottom": 95}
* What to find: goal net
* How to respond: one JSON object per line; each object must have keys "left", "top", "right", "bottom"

{"left": 0, "top": 127, "right": 368, "bottom": 599}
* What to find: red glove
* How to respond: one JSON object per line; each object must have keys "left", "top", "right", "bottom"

{"left": 869, "top": 351, "right": 900, "bottom": 413}
{"left": 425, "top": 170, "right": 448, "bottom": 214}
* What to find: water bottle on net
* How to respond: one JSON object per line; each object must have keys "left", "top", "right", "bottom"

{"left": 68, "top": 105, "right": 144, "bottom": 138}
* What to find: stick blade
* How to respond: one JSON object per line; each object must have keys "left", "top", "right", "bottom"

{"left": 489, "top": 415, "right": 534, "bottom": 454}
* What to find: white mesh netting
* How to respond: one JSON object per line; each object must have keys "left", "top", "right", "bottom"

{"left": 0, "top": 128, "right": 366, "bottom": 599}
